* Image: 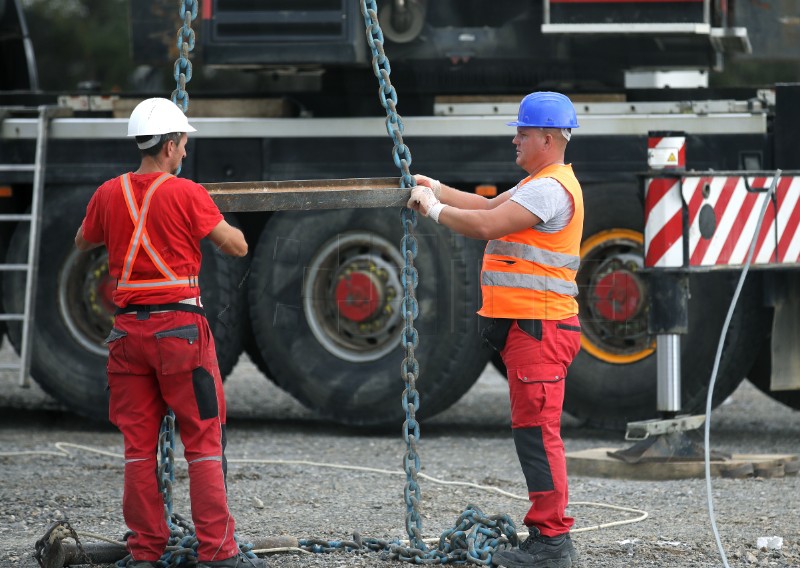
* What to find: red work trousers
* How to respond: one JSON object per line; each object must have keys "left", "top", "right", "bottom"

{"left": 106, "top": 310, "right": 239, "bottom": 563}
{"left": 500, "top": 316, "right": 581, "bottom": 537}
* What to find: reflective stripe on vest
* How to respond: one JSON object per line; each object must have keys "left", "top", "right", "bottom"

{"left": 478, "top": 163, "right": 584, "bottom": 320}
{"left": 117, "top": 173, "right": 197, "bottom": 290}
{"left": 485, "top": 241, "right": 580, "bottom": 271}
{"left": 481, "top": 270, "right": 579, "bottom": 296}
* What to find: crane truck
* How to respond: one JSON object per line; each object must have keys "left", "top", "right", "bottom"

{"left": 0, "top": 0, "right": 798, "bottom": 428}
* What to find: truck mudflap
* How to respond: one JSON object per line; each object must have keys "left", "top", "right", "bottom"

{"left": 746, "top": 281, "right": 800, "bottom": 411}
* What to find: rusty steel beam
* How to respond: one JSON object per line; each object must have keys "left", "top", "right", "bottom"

{"left": 55, "top": 535, "right": 298, "bottom": 566}
{"left": 205, "top": 177, "right": 410, "bottom": 212}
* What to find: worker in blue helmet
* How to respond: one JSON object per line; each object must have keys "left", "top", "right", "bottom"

{"left": 408, "top": 92, "right": 583, "bottom": 568}
{"left": 510, "top": 91, "right": 579, "bottom": 133}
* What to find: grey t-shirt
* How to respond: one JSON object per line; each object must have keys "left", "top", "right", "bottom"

{"left": 508, "top": 177, "right": 574, "bottom": 233}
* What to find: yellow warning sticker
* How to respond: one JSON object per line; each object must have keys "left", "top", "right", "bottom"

{"left": 668, "top": 152, "right": 677, "bottom": 163}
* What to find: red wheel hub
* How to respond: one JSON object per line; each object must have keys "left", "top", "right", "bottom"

{"left": 335, "top": 272, "right": 383, "bottom": 323}
{"left": 592, "top": 270, "right": 642, "bottom": 322}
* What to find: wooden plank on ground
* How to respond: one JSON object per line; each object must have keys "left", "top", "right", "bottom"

{"left": 567, "top": 448, "right": 799, "bottom": 480}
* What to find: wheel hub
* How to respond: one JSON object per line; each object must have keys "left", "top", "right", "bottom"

{"left": 303, "top": 232, "right": 404, "bottom": 362}
{"left": 592, "top": 269, "right": 643, "bottom": 322}
{"left": 334, "top": 270, "right": 384, "bottom": 323}
{"left": 577, "top": 229, "right": 655, "bottom": 364}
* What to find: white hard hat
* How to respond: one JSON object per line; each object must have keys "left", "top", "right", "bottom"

{"left": 127, "top": 98, "right": 196, "bottom": 148}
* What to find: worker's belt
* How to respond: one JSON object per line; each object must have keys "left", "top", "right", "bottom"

{"left": 480, "top": 318, "right": 549, "bottom": 352}
{"left": 115, "top": 297, "right": 205, "bottom": 320}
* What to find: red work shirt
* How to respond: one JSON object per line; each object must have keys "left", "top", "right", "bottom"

{"left": 81, "top": 172, "right": 223, "bottom": 307}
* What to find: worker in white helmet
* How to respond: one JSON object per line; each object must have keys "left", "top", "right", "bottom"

{"left": 74, "top": 98, "right": 264, "bottom": 568}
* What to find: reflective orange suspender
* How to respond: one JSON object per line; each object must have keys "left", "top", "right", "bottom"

{"left": 117, "top": 173, "right": 198, "bottom": 290}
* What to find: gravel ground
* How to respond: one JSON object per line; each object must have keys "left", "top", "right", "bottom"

{"left": 0, "top": 341, "right": 798, "bottom": 568}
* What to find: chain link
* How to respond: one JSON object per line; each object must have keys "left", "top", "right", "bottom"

{"left": 158, "top": 412, "right": 177, "bottom": 522}
{"left": 171, "top": 0, "right": 197, "bottom": 112}
{"left": 34, "top": 520, "right": 89, "bottom": 568}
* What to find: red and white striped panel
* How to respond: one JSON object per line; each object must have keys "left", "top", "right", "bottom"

{"left": 682, "top": 176, "right": 778, "bottom": 267}
{"left": 776, "top": 176, "right": 800, "bottom": 264}
{"left": 645, "top": 175, "right": 800, "bottom": 268}
{"left": 644, "top": 177, "right": 684, "bottom": 267}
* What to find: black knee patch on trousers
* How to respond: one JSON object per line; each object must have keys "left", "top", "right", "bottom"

{"left": 513, "top": 426, "right": 555, "bottom": 492}
{"left": 192, "top": 367, "right": 219, "bottom": 420}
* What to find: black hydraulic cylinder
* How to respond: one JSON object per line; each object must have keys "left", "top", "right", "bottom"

{"left": 646, "top": 271, "right": 689, "bottom": 334}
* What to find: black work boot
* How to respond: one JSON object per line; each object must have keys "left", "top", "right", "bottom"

{"left": 196, "top": 553, "right": 267, "bottom": 568}
{"left": 492, "top": 527, "right": 572, "bottom": 568}
{"left": 564, "top": 533, "right": 578, "bottom": 565}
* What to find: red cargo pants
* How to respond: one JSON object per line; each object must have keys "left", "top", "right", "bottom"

{"left": 106, "top": 310, "right": 239, "bottom": 563}
{"left": 500, "top": 316, "right": 581, "bottom": 537}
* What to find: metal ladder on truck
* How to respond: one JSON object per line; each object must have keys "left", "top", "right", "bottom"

{"left": 0, "top": 106, "right": 53, "bottom": 387}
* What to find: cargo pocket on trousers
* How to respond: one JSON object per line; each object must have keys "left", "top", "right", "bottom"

{"left": 192, "top": 367, "right": 219, "bottom": 420}
{"left": 104, "top": 328, "right": 130, "bottom": 374}
{"left": 155, "top": 324, "right": 200, "bottom": 375}
{"left": 508, "top": 367, "right": 565, "bottom": 426}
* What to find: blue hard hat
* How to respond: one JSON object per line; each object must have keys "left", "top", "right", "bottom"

{"left": 507, "top": 91, "right": 579, "bottom": 129}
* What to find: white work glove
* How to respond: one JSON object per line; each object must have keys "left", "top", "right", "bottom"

{"left": 414, "top": 174, "right": 442, "bottom": 199}
{"left": 408, "top": 185, "right": 447, "bottom": 223}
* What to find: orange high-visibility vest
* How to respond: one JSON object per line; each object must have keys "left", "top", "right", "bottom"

{"left": 478, "top": 163, "right": 584, "bottom": 320}
{"left": 117, "top": 173, "right": 198, "bottom": 290}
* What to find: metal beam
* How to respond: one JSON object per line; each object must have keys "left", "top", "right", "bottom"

{"left": 1, "top": 111, "right": 769, "bottom": 140}
{"left": 205, "top": 177, "right": 409, "bottom": 212}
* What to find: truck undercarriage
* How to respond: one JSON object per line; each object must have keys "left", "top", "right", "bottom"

{"left": 1, "top": 0, "right": 798, "bottom": 426}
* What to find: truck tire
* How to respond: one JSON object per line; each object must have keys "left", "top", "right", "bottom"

{"left": 565, "top": 184, "right": 771, "bottom": 429}
{"left": 241, "top": 304, "right": 276, "bottom": 382}
{"left": 2, "top": 186, "right": 247, "bottom": 421}
{"left": 197, "top": 229, "right": 249, "bottom": 378}
{"left": 0, "top": 230, "right": 7, "bottom": 345}
{"left": 247, "top": 208, "right": 489, "bottom": 427}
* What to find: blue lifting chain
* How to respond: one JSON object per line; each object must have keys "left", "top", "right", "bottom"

{"left": 358, "top": 0, "right": 424, "bottom": 552}
{"left": 356, "top": 1, "right": 519, "bottom": 564}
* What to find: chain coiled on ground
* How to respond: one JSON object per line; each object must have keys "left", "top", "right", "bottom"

{"left": 298, "top": 504, "right": 517, "bottom": 564}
